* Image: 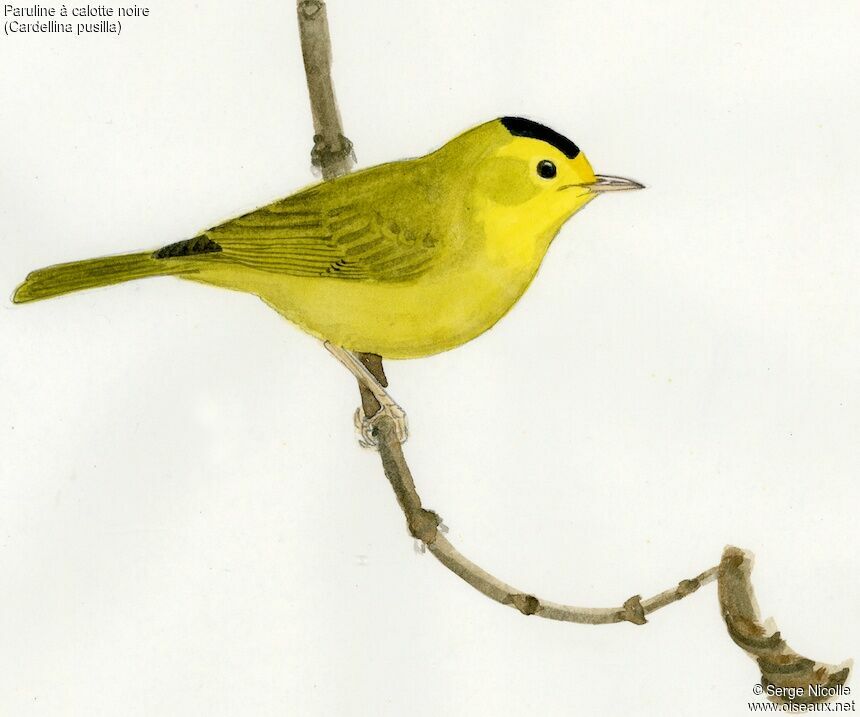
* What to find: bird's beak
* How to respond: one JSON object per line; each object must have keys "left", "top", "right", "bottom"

{"left": 588, "top": 175, "right": 645, "bottom": 193}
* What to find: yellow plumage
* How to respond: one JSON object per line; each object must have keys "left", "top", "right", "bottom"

{"left": 13, "top": 118, "right": 641, "bottom": 358}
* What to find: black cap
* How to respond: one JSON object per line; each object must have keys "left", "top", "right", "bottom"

{"left": 500, "top": 117, "right": 581, "bottom": 159}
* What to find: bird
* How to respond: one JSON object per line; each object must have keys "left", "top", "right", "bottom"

{"left": 13, "top": 116, "right": 642, "bottom": 445}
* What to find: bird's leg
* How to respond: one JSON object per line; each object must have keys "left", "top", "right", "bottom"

{"left": 324, "top": 342, "right": 408, "bottom": 447}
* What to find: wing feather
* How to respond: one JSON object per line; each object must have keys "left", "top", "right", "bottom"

{"left": 198, "top": 165, "right": 441, "bottom": 282}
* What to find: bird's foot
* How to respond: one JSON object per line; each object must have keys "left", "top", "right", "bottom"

{"left": 353, "top": 402, "right": 408, "bottom": 448}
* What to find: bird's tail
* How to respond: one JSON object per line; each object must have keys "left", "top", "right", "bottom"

{"left": 12, "top": 251, "right": 183, "bottom": 304}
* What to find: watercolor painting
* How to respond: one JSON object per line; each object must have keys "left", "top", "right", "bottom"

{"left": 3, "top": 2, "right": 856, "bottom": 714}
{"left": 13, "top": 115, "right": 643, "bottom": 444}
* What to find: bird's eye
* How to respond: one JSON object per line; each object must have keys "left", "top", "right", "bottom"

{"left": 536, "top": 160, "right": 557, "bottom": 179}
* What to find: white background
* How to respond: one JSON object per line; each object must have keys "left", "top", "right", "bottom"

{"left": 1, "top": 1, "right": 857, "bottom": 714}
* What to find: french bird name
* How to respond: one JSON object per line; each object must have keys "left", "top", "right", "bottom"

{"left": 4, "top": 3, "right": 150, "bottom": 36}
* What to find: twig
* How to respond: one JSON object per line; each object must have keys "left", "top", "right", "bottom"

{"left": 296, "top": 0, "right": 381, "bottom": 418}
{"left": 297, "top": 0, "right": 354, "bottom": 181}
{"left": 374, "top": 413, "right": 718, "bottom": 624}
{"left": 294, "top": 0, "right": 850, "bottom": 698}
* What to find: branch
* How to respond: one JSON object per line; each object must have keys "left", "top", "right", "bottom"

{"left": 719, "top": 547, "right": 851, "bottom": 705}
{"left": 294, "top": 0, "right": 850, "bottom": 700}
{"left": 297, "top": 0, "right": 354, "bottom": 181}
{"left": 297, "top": 0, "right": 382, "bottom": 418}
{"left": 374, "top": 413, "right": 717, "bottom": 624}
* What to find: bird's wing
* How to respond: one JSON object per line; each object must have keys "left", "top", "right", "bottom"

{"left": 197, "top": 168, "right": 443, "bottom": 282}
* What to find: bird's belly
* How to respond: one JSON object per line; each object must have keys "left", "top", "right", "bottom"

{"left": 190, "top": 263, "right": 533, "bottom": 359}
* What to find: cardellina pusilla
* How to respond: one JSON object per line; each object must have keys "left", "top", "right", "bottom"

{"left": 13, "top": 117, "right": 641, "bottom": 442}
{"left": 14, "top": 117, "right": 641, "bottom": 357}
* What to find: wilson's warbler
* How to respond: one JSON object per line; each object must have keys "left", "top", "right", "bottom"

{"left": 13, "top": 117, "right": 642, "bottom": 443}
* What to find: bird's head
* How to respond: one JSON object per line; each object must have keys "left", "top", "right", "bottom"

{"left": 433, "top": 117, "right": 642, "bottom": 268}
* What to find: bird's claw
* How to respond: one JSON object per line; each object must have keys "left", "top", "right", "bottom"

{"left": 353, "top": 402, "right": 408, "bottom": 448}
